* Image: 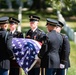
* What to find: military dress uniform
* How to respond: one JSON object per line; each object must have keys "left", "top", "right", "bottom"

{"left": 39, "top": 30, "right": 63, "bottom": 68}
{"left": 10, "top": 30, "right": 23, "bottom": 68}
{"left": 25, "top": 15, "right": 46, "bottom": 75}
{"left": 9, "top": 30, "right": 23, "bottom": 75}
{"left": 0, "top": 17, "right": 14, "bottom": 75}
{"left": 38, "top": 18, "right": 63, "bottom": 75}
{"left": 53, "top": 21, "right": 70, "bottom": 75}
{"left": 26, "top": 28, "right": 45, "bottom": 43}
{"left": 0, "top": 29, "right": 14, "bottom": 69}
{"left": 54, "top": 34, "right": 70, "bottom": 75}
{"left": 9, "top": 17, "right": 23, "bottom": 75}
{"left": 26, "top": 28, "right": 45, "bottom": 75}
{"left": 60, "top": 34, "right": 70, "bottom": 68}
{"left": 11, "top": 30, "right": 23, "bottom": 38}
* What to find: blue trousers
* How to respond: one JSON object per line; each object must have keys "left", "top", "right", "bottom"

{"left": 0, "top": 68, "right": 8, "bottom": 75}
{"left": 53, "top": 69, "right": 68, "bottom": 75}
{"left": 9, "top": 68, "right": 19, "bottom": 75}
{"left": 45, "top": 68, "right": 54, "bottom": 75}
{"left": 28, "top": 68, "right": 40, "bottom": 75}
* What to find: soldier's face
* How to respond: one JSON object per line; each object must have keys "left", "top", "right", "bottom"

{"left": 56, "top": 26, "right": 62, "bottom": 33}
{"left": 46, "top": 25, "right": 56, "bottom": 32}
{"left": 30, "top": 21, "right": 38, "bottom": 30}
{"left": 10, "top": 23, "right": 17, "bottom": 31}
{"left": 46, "top": 25, "right": 52, "bottom": 31}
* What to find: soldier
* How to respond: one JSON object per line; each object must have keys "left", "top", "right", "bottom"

{"left": 53, "top": 21, "right": 70, "bottom": 75}
{"left": 0, "top": 16, "right": 14, "bottom": 75}
{"left": 9, "top": 17, "right": 23, "bottom": 75}
{"left": 38, "top": 18, "right": 63, "bottom": 75}
{"left": 25, "top": 15, "right": 46, "bottom": 75}
{"left": 9, "top": 17, "right": 23, "bottom": 38}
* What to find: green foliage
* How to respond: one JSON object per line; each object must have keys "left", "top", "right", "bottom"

{"left": 63, "top": 0, "right": 76, "bottom": 11}
{"left": 49, "top": 0, "right": 68, "bottom": 11}
{"left": 60, "top": 1, "right": 76, "bottom": 17}
{"left": 67, "top": 41, "right": 76, "bottom": 75}
{"left": 46, "top": 0, "right": 76, "bottom": 12}
{"left": 0, "top": 12, "right": 18, "bottom": 18}
{"left": 21, "top": 0, "right": 27, "bottom": 2}
{"left": 0, "top": 0, "right": 8, "bottom": 8}
{"left": 50, "top": 0, "right": 63, "bottom": 11}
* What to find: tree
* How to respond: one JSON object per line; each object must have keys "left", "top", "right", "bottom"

{"left": 29, "top": 0, "right": 46, "bottom": 10}
{"left": 49, "top": 0, "right": 76, "bottom": 11}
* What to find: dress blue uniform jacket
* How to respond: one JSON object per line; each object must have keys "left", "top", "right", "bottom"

{"left": 60, "top": 33, "right": 70, "bottom": 68}
{"left": 25, "top": 28, "right": 46, "bottom": 67}
{"left": 0, "top": 28, "right": 14, "bottom": 70}
{"left": 25, "top": 28, "right": 45, "bottom": 43}
{"left": 12, "top": 30, "right": 23, "bottom": 38}
{"left": 39, "top": 30, "right": 63, "bottom": 68}
{"left": 10, "top": 30, "right": 23, "bottom": 68}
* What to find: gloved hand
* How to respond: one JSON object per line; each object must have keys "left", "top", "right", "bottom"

{"left": 12, "top": 57, "right": 16, "bottom": 60}
{"left": 60, "top": 64, "right": 65, "bottom": 68}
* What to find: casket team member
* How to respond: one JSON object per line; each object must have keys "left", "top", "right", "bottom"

{"left": 25, "top": 15, "right": 46, "bottom": 75}
{"left": 9, "top": 17, "right": 23, "bottom": 75}
{"left": 0, "top": 16, "right": 14, "bottom": 75}
{"left": 38, "top": 18, "right": 63, "bottom": 75}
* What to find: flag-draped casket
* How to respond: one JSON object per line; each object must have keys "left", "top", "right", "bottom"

{"left": 12, "top": 38, "right": 42, "bottom": 74}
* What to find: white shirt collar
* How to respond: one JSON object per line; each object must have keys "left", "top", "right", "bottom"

{"left": 32, "top": 27, "right": 37, "bottom": 32}
{"left": 11, "top": 29, "right": 16, "bottom": 34}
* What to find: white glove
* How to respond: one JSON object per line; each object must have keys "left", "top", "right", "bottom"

{"left": 12, "top": 57, "right": 16, "bottom": 60}
{"left": 60, "top": 64, "right": 65, "bottom": 68}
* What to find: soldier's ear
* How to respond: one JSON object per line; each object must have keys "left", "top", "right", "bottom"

{"left": 42, "top": 41, "right": 44, "bottom": 44}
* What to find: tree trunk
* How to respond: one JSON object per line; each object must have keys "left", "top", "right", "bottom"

{"left": 30, "top": 0, "right": 46, "bottom": 11}
{"left": 5, "top": 0, "right": 12, "bottom": 9}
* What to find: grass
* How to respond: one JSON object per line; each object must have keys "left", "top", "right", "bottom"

{"left": 67, "top": 41, "right": 76, "bottom": 75}
{"left": 66, "top": 21, "right": 76, "bottom": 32}
{"left": 67, "top": 22, "right": 76, "bottom": 28}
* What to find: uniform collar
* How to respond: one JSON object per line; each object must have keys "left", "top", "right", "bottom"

{"left": 49, "top": 30, "right": 56, "bottom": 32}
{"left": 11, "top": 29, "right": 16, "bottom": 34}
{"left": 32, "top": 27, "right": 37, "bottom": 32}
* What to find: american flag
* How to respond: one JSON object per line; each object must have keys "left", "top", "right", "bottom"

{"left": 12, "top": 38, "right": 42, "bottom": 74}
